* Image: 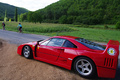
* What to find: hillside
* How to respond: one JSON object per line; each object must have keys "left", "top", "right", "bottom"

{"left": 0, "top": 2, "right": 29, "bottom": 18}
{"left": 37, "top": 0, "right": 120, "bottom": 24}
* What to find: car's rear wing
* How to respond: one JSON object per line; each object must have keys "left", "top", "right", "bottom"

{"left": 97, "top": 40, "right": 119, "bottom": 78}
{"left": 104, "top": 40, "right": 119, "bottom": 56}
{"left": 103, "top": 40, "right": 119, "bottom": 69}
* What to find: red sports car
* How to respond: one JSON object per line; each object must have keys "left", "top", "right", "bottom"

{"left": 17, "top": 36, "right": 119, "bottom": 78}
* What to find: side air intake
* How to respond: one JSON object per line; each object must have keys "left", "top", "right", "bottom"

{"left": 104, "top": 58, "right": 114, "bottom": 68}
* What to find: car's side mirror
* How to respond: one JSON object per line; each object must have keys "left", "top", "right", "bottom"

{"left": 37, "top": 40, "right": 44, "bottom": 45}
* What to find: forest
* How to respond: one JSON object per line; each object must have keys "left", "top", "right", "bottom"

{"left": 0, "top": 2, "right": 28, "bottom": 21}
{"left": 37, "top": 0, "right": 120, "bottom": 25}
{"left": 1, "top": 0, "right": 120, "bottom": 25}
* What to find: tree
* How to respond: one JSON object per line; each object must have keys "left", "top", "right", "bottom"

{"left": 115, "top": 21, "right": 120, "bottom": 29}
{"left": 15, "top": 7, "right": 18, "bottom": 22}
{"left": 27, "top": 11, "right": 33, "bottom": 22}
{"left": 59, "top": 15, "right": 67, "bottom": 24}
{"left": 17, "top": 15, "right": 20, "bottom": 22}
{"left": 32, "top": 12, "right": 42, "bottom": 23}
{"left": 32, "top": 12, "right": 38, "bottom": 23}
{"left": 20, "top": 13, "right": 28, "bottom": 22}
{"left": 37, "top": 12, "right": 42, "bottom": 23}
{"left": 4, "top": 10, "right": 7, "bottom": 22}
{"left": 0, "top": 16, "right": 4, "bottom": 21}
{"left": 27, "top": 11, "right": 42, "bottom": 23}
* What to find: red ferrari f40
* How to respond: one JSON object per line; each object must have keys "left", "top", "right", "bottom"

{"left": 17, "top": 36, "right": 119, "bottom": 78}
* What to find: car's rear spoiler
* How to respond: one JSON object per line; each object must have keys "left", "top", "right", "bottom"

{"left": 97, "top": 40, "right": 119, "bottom": 78}
{"left": 102, "top": 40, "right": 119, "bottom": 70}
{"left": 107, "top": 40, "right": 119, "bottom": 47}
{"left": 104, "top": 40, "right": 119, "bottom": 56}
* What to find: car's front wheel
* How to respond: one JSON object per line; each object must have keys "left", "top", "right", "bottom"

{"left": 23, "top": 46, "right": 33, "bottom": 59}
{"left": 73, "top": 57, "right": 97, "bottom": 78}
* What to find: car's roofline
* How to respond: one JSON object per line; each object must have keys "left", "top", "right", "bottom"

{"left": 52, "top": 36, "right": 79, "bottom": 39}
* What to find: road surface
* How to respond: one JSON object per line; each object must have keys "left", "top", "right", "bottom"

{"left": 0, "top": 29, "right": 49, "bottom": 45}
{"left": 0, "top": 29, "right": 120, "bottom": 80}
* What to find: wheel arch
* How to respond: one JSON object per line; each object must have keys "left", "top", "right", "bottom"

{"left": 71, "top": 55, "right": 97, "bottom": 71}
{"left": 71, "top": 55, "right": 98, "bottom": 78}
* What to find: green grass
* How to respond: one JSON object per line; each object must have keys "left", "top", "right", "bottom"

{"left": 89, "top": 25, "right": 115, "bottom": 29}
{"left": 0, "top": 22, "right": 74, "bottom": 32}
{"left": 57, "top": 28, "right": 120, "bottom": 42}
{"left": 74, "top": 24, "right": 115, "bottom": 29}
{"left": 0, "top": 21, "right": 120, "bottom": 43}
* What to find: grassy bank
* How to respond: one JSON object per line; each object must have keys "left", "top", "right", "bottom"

{"left": 0, "top": 21, "right": 120, "bottom": 42}
{"left": 0, "top": 22, "right": 74, "bottom": 32}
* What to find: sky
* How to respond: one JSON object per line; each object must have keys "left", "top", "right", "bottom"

{"left": 0, "top": 0, "right": 59, "bottom": 11}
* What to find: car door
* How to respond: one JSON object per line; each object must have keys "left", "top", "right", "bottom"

{"left": 57, "top": 40, "right": 78, "bottom": 64}
{"left": 36, "top": 38, "right": 66, "bottom": 61}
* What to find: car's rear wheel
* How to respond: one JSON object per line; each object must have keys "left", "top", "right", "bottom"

{"left": 73, "top": 57, "right": 96, "bottom": 78}
{"left": 23, "top": 46, "right": 33, "bottom": 59}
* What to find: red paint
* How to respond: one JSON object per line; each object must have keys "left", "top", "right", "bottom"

{"left": 17, "top": 36, "right": 119, "bottom": 78}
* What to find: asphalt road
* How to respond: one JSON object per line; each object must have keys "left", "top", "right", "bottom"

{"left": 0, "top": 29, "right": 120, "bottom": 80}
{"left": 0, "top": 29, "right": 49, "bottom": 45}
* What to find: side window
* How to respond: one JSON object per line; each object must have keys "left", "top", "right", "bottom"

{"left": 63, "top": 40, "right": 77, "bottom": 48}
{"left": 41, "top": 39, "right": 50, "bottom": 45}
{"left": 47, "top": 38, "right": 65, "bottom": 47}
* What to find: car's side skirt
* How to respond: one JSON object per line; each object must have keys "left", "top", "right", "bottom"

{"left": 34, "top": 56, "right": 71, "bottom": 70}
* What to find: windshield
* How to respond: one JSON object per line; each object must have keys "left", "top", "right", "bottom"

{"left": 75, "top": 38, "right": 106, "bottom": 50}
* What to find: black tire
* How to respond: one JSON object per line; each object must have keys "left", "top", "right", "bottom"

{"left": 22, "top": 46, "right": 33, "bottom": 59}
{"left": 73, "top": 57, "right": 97, "bottom": 78}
